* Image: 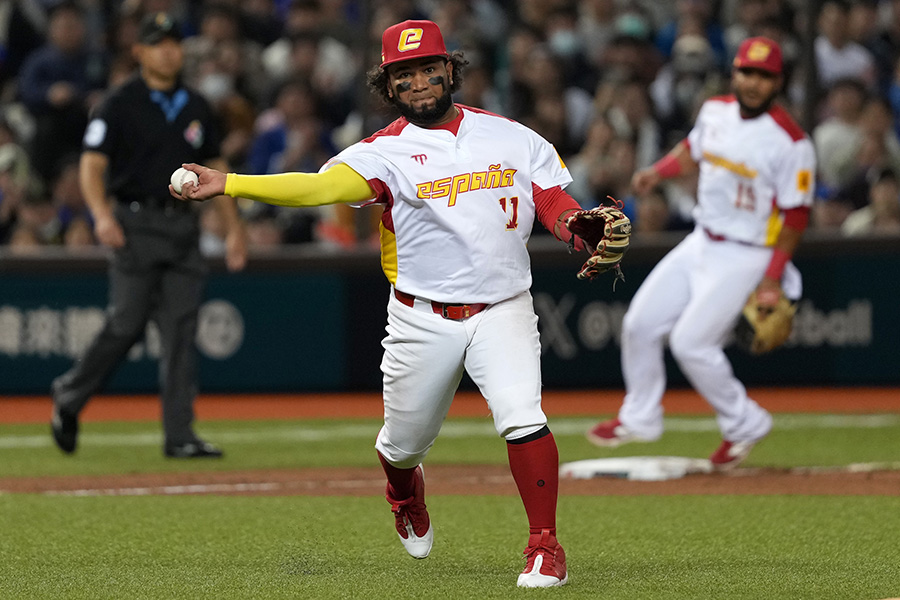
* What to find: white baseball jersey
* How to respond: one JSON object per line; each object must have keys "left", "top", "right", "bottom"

{"left": 687, "top": 95, "right": 816, "bottom": 246}
{"left": 322, "top": 104, "right": 572, "bottom": 304}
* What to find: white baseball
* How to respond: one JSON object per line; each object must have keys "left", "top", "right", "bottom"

{"left": 170, "top": 167, "right": 199, "bottom": 194}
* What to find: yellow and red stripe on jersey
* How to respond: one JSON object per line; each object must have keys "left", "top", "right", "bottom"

{"left": 701, "top": 151, "right": 757, "bottom": 179}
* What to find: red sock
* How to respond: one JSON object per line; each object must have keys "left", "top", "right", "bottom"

{"left": 378, "top": 451, "right": 416, "bottom": 499}
{"left": 507, "top": 432, "right": 559, "bottom": 536}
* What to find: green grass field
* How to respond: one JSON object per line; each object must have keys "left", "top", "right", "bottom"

{"left": 1, "top": 414, "right": 899, "bottom": 599}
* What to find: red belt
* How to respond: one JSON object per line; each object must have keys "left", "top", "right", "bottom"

{"left": 703, "top": 227, "right": 727, "bottom": 242}
{"left": 394, "top": 289, "right": 488, "bottom": 320}
{"left": 703, "top": 227, "right": 758, "bottom": 247}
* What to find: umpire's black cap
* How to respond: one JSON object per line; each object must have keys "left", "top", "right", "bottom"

{"left": 138, "top": 12, "right": 182, "bottom": 45}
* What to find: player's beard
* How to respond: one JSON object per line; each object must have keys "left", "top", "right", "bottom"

{"left": 393, "top": 89, "right": 454, "bottom": 126}
{"left": 735, "top": 89, "right": 777, "bottom": 119}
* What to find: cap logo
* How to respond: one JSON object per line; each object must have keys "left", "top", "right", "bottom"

{"left": 746, "top": 41, "right": 771, "bottom": 61}
{"left": 398, "top": 28, "right": 424, "bottom": 52}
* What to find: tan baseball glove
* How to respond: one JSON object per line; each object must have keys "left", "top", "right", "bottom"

{"left": 734, "top": 290, "right": 797, "bottom": 354}
{"left": 565, "top": 202, "right": 632, "bottom": 284}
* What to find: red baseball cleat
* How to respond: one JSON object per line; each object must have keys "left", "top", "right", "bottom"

{"left": 517, "top": 529, "right": 568, "bottom": 588}
{"left": 586, "top": 418, "right": 645, "bottom": 448}
{"left": 386, "top": 465, "right": 433, "bottom": 558}
{"left": 709, "top": 439, "right": 762, "bottom": 471}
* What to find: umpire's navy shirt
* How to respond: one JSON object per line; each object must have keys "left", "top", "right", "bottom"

{"left": 82, "top": 73, "right": 222, "bottom": 205}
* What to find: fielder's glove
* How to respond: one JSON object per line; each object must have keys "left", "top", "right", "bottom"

{"left": 734, "top": 290, "right": 797, "bottom": 354}
{"left": 566, "top": 199, "right": 632, "bottom": 285}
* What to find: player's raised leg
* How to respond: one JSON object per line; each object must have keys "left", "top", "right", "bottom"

{"left": 589, "top": 237, "right": 697, "bottom": 447}
{"left": 375, "top": 290, "right": 467, "bottom": 558}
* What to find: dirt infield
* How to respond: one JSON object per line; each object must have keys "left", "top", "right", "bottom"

{"left": 2, "top": 388, "right": 897, "bottom": 497}
{"left": 2, "top": 464, "right": 900, "bottom": 497}
{"left": 3, "top": 387, "right": 899, "bottom": 424}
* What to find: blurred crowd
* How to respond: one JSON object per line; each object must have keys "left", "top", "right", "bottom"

{"left": 2, "top": 0, "right": 900, "bottom": 256}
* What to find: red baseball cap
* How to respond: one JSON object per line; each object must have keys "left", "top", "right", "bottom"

{"left": 732, "top": 36, "right": 783, "bottom": 75}
{"left": 380, "top": 20, "right": 448, "bottom": 69}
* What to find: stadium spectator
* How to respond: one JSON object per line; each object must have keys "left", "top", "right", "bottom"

{"left": 15, "top": 193, "right": 61, "bottom": 245}
{"left": 869, "top": 0, "right": 900, "bottom": 93}
{"left": 565, "top": 115, "right": 617, "bottom": 207}
{"left": 0, "top": 122, "right": 40, "bottom": 243}
{"left": 600, "top": 77, "right": 663, "bottom": 170}
{"left": 724, "top": 0, "right": 783, "bottom": 59}
{"left": 238, "top": 0, "right": 284, "bottom": 47}
{"left": 245, "top": 213, "right": 286, "bottom": 248}
{"left": 577, "top": 0, "right": 619, "bottom": 68}
{"left": 631, "top": 185, "right": 691, "bottom": 234}
{"left": 261, "top": 0, "right": 357, "bottom": 127}
{"left": 17, "top": 2, "right": 106, "bottom": 184}
{"left": 814, "top": 0, "right": 877, "bottom": 90}
{"left": 842, "top": 166, "right": 900, "bottom": 236}
{"left": 810, "top": 190, "right": 855, "bottom": 231}
{"left": 812, "top": 78, "right": 868, "bottom": 190}
{"left": 847, "top": 0, "right": 881, "bottom": 49}
{"left": 832, "top": 96, "right": 900, "bottom": 208}
{"left": 4, "top": 0, "right": 899, "bottom": 250}
{"left": 650, "top": 33, "right": 726, "bottom": 145}
{"left": 542, "top": 5, "right": 594, "bottom": 92}
{"left": 246, "top": 77, "right": 337, "bottom": 243}
{"left": 655, "top": 0, "right": 727, "bottom": 70}
{"left": 63, "top": 215, "right": 95, "bottom": 247}
{"left": 49, "top": 153, "right": 93, "bottom": 239}
{"left": 451, "top": 58, "right": 503, "bottom": 114}
{"left": 181, "top": 2, "right": 267, "bottom": 107}
{"left": 515, "top": 44, "right": 593, "bottom": 157}
{"left": 7, "top": 221, "right": 42, "bottom": 253}
{"left": 598, "top": 28, "right": 663, "bottom": 87}
{"left": 0, "top": 0, "right": 47, "bottom": 93}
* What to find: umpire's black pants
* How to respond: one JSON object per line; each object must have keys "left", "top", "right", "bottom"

{"left": 53, "top": 203, "right": 207, "bottom": 446}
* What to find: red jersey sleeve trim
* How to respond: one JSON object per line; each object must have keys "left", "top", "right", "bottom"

{"left": 362, "top": 118, "right": 411, "bottom": 143}
{"left": 533, "top": 183, "right": 585, "bottom": 251}
{"left": 768, "top": 105, "right": 806, "bottom": 142}
{"left": 782, "top": 205, "right": 810, "bottom": 231}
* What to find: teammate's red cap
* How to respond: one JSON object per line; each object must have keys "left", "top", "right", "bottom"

{"left": 733, "top": 36, "right": 782, "bottom": 74}
{"left": 380, "top": 20, "right": 449, "bottom": 69}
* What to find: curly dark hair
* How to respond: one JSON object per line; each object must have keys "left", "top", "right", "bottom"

{"left": 365, "top": 51, "right": 469, "bottom": 106}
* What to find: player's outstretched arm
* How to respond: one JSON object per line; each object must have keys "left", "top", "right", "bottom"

{"left": 172, "top": 163, "right": 374, "bottom": 208}
{"left": 632, "top": 140, "right": 697, "bottom": 195}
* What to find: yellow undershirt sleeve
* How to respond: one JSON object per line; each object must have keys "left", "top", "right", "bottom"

{"left": 223, "top": 162, "right": 375, "bottom": 207}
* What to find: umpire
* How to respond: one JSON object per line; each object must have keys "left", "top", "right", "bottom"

{"left": 50, "top": 13, "right": 247, "bottom": 458}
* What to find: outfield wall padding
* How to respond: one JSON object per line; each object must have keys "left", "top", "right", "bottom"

{"left": 1, "top": 232, "right": 897, "bottom": 393}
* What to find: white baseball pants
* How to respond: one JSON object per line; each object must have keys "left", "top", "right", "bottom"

{"left": 618, "top": 228, "right": 778, "bottom": 442}
{"left": 375, "top": 289, "right": 548, "bottom": 468}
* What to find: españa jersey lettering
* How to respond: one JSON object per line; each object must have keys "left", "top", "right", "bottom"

{"left": 687, "top": 96, "right": 816, "bottom": 245}
{"left": 322, "top": 105, "right": 572, "bottom": 303}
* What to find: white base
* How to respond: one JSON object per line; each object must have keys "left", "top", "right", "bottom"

{"left": 560, "top": 456, "right": 713, "bottom": 481}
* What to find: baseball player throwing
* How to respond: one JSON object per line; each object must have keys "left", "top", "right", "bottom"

{"left": 587, "top": 37, "right": 816, "bottom": 469}
{"left": 171, "top": 19, "right": 626, "bottom": 587}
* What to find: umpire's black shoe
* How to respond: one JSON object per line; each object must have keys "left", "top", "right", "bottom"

{"left": 51, "top": 405, "right": 79, "bottom": 454}
{"left": 164, "top": 440, "right": 224, "bottom": 459}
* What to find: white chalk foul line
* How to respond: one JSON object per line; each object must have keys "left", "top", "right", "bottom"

{"left": 41, "top": 475, "right": 517, "bottom": 497}
{"left": 32, "top": 465, "right": 900, "bottom": 496}
{"left": 1, "top": 414, "right": 899, "bottom": 450}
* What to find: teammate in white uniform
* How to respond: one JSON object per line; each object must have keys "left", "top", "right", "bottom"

{"left": 587, "top": 37, "right": 816, "bottom": 469}
{"left": 171, "top": 19, "right": 595, "bottom": 588}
